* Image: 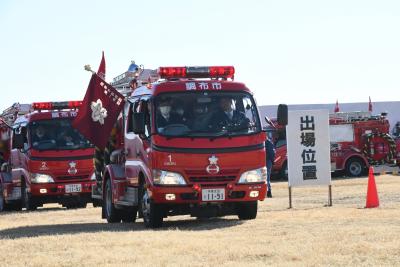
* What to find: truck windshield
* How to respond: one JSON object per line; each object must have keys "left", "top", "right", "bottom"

{"left": 154, "top": 91, "right": 261, "bottom": 137}
{"left": 29, "top": 119, "right": 93, "bottom": 150}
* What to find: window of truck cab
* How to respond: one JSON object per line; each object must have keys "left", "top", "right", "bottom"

{"left": 28, "top": 119, "right": 93, "bottom": 151}
{"left": 153, "top": 91, "right": 261, "bottom": 137}
{"left": 127, "top": 96, "right": 152, "bottom": 138}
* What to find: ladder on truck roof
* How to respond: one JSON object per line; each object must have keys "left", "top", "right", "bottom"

{"left": 111, "top": 67, "right": 159, "bottom": 96}
{"left": 329, "top": 111, "right": 384, "bottom": 123}
{"left": 0, "top": 103, "right": 32, "bottom": 126}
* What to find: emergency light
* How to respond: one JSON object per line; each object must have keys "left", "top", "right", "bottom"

{"left": 32, "top": 101, "right": 82, "bottom": 110}
{"left": 158, "top": 66, "right": 235, "bottom": 79}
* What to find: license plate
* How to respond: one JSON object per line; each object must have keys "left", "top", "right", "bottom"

{"left": 202, "top": 188, "right": 225, "bottom": 201}
{"left": 65, "top": 184, "right": 82, "bottom": 193}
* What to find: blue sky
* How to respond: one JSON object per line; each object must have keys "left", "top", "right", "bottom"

{"left": 0, "top": 0, "right": 399, "bottom": 111}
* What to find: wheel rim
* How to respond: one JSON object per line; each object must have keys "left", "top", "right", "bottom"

{"left": 141, "top": 190, "right": 151, "bottom": 222}
{"left": 106, "top": 182, "right": 112, "bottom": 217}
{"left": 350, "top": 161, "right": 362, "bottom": 176}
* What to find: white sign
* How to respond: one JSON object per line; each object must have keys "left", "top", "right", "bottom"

{"left": 287, "top": 110, "right": 331, "bottom": 187}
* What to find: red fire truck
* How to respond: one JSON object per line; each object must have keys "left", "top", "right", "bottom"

{"left": 265, "top": 111, "right": 399, "bottom": 179}
{"left": 0, "top": 101, "right": 96, "bottom": 211}
{"left": 92, "top": 65, "right": 268, "bottom": 227}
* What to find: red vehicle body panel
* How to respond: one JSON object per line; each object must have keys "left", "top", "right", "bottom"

{"left": 102, "top": 79, "right": 267, "bottom": 218}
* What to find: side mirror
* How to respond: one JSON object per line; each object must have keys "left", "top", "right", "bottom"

{"left": 13, "top": 133, "right": 24, "bottom": 149}
{"left": 132, "top": 113, "right": 145, "bottom": 135}
{"left": 277, "top": 104, "right": 288, "bottom": 126}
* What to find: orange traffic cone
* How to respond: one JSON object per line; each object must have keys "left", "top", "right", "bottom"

{"left": 365, "top": 166, "right": 379, "bottom": 208}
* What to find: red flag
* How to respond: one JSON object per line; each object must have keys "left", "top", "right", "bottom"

{"left": 97, "top": 51, "right": 106, "bottom": 80}
{"left": 72, "top": 74, "right": 125, "bottom": 149}
{"left": 368, "top": 96, "right": 372, "bottom": 112}
{"left": 334, "top": 100, "right": 339, "bottom": 113}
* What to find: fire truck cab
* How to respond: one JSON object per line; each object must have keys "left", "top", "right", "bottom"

{"left": 94, "top": 66, "right": 268, "bottom": 228}
{"left": 0, "top": 101, "right": 96, "bottom": 211}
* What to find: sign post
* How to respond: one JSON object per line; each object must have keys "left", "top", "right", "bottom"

{"left": 286, "top": 110, "right": 332, "bottom": 208}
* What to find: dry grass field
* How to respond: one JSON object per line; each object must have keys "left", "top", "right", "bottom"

{"left": 1, "top": 174, "right": 400, "bottom": 267}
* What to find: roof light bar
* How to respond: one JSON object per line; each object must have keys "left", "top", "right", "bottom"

{"left": 32, "top": 101, "right": 82, "bottom": 110}
{"left": 158, "top": 66, "right": 235, "bottom": 79}
{"left": 158, "top": 67, "right": 187, "bottom": 78}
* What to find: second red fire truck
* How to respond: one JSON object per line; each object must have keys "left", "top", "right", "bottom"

{"left": 92, "top": 65, "right": 269, "bottom": 227}
{"left": 0, "top": 102, "right": 96, "bottom": 211}
{"left": 265, "top": 111, "right": 400, "bottom": 178}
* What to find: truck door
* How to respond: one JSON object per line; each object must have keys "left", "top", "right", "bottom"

{"left": 11, "top": 124, "right": 28, "bottom": 181}
{"left": 124, "top": 99, "right": 140, "bottom": 186}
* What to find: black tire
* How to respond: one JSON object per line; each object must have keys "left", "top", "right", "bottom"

{"left": 237, "top": 201, "right": 258, "bottom": 220}
{"left": 141, "top": 185, "right": 163, "bottom": 228}
{"left": 279, "top": 162, "right": 288, "bottom": 181}
{"left": 121, "top": 207, "right": 138, "bottom": 223}
{"left": 104, "top": 179, "right": 121, "bottom": 223}
{"left": 345, "top": 158, "right": 365, "bottom": 177}
{"left": 22, "top": 184, "right": 37, "bottom": 211}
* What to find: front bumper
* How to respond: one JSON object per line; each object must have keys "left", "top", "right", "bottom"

{"left": 150, "top": 183, "right": 266, "bottom": 204}
{"left": 30, "top": 181, "right": 95, "bottom": 197}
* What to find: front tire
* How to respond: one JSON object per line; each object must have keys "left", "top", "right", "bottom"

{"left": 237, "top": 201, "right": 258, "bottom": 220}
{"left": 141, "top": 186, "right": 163, "bottom": 228}
{"left": 22, "top": 185, "right": 37, "bottom": 211}
{"left": 104, "top": 179, "right": 121, "bottom": 223}
{"left": 345, "top": 158, "right": 365, "bottom": 177}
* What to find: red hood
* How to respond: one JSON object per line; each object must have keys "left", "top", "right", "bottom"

{"left": 153, "top": 132, "right": 266, "bottom": 149}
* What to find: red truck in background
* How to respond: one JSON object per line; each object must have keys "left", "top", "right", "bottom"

{"left": 0, "top": 102, "right": 96, "bottom": 211}
{"left": 265, "top": 111, "right": 400, "bottom": 179}
{"left": 92, "top": 65, "right": 269, "bottom": 228}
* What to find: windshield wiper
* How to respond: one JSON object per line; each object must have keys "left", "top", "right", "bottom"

{"left": 209, "top": 125, "right": 253, "bottom": 141}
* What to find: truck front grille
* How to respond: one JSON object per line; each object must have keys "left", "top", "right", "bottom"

{"left": 57, "top": 175, "right": 88, "bottom": 181}
{"left": 189, "top": 176, "right": 236, "bottom": 183}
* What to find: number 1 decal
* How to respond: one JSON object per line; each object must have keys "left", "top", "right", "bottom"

{"left": 164, "top": 154, "right": 176, "bottom": 166}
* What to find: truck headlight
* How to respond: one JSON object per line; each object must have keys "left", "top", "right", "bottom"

{"left": 90, "top": 173, "right": 97, "bottom": 181}
{"left": 31, "top": 173, "right": 55, "bottom": 183}
{"left": 153, "top": 170, "right": 186, "bottom": 185}
{"left": 238, "top": 167, "right": 267, "bottom": 184}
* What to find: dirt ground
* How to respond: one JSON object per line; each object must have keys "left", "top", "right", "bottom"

{"left": 0, "top": 174, "right": 399, "bottom": 267}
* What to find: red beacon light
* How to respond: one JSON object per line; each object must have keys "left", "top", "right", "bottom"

{"left": 158, "top": 66, "right": 235, "bottom": 80}
{"left": 32, "top": 101, "right": 82, "bottom": 111}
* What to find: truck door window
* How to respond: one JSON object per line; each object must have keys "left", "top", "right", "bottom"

{"left": 12, "top": 125, "right": 28, "bottom": 149}
{"left": 132, "top": 99, "right": 151, "bottom": 138}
